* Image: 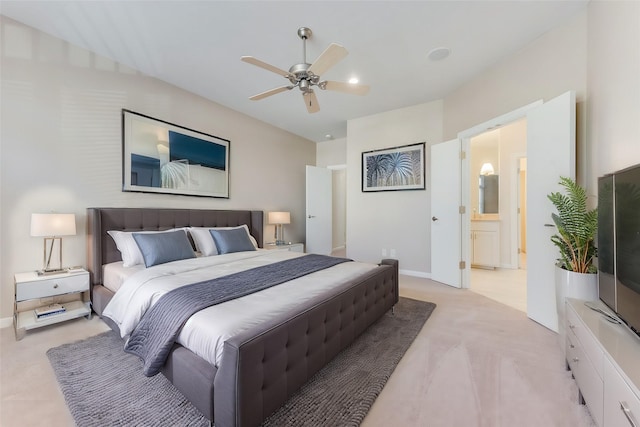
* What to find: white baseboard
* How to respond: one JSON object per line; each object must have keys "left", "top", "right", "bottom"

{"left": 399, "top": 269, "right": 431, "bottom": 279}
{"left": 0, "top": 317, "right": 13, "bottom": 329}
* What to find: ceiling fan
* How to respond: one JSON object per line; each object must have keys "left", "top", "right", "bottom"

{"left": 241, "top": 27, "right": 370, "bottom": 113}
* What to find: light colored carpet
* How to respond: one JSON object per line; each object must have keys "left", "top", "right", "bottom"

{"left": 46, "top": 298, "right": 435, "bottom": 426}
{"left": 1, "top": 277, "right": 597, "bottom": 427}
{"left": 362, "top": 276, "right": 596, "bottom": 427}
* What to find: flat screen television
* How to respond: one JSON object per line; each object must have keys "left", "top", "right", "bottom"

{"left": 598, "top": 163, "right": 640, "bottom": 337}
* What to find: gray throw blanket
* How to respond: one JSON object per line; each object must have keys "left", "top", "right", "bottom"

{"left": 125, "top": 254, "right": 351, "bottom": 376}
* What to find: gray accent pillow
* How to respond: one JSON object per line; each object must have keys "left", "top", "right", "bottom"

{"left": 132, "top": 230, "right": 195, "bottom": 267}
{"left": 209, "top": 228, "right": 257, "bottom": 254}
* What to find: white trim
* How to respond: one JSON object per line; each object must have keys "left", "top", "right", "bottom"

{"left": 457, "top": 100, "right": 543, "bottom": 139}
{"left": 400, "top": 269, "right": 431, "bottom": 279}
{"left": 0, "top": 317, "right": 14, "bottom": 329}
{"left": 327, "top": 164, "right": 347, "bottom": 170}
{"left": 510, "top": 151, "right": 527, "bottom": 270}
{"left": 457, "top": 99, "right": 543, "bottom": 290}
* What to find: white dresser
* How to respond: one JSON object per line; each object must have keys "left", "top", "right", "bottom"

{"left": 566, "top": 298, "right": 640, "bottom": 426}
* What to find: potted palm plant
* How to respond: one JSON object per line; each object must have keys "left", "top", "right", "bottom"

{"left": 548, "top": 177, "right": 598, "bottom": 333}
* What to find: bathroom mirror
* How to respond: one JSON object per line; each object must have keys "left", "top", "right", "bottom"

{"left": 479, "top": 175, "right": 499, "bottom": 214}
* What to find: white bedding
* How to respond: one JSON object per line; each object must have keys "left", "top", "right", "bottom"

{"left": 102, "top": 250, "right": 377, "bottom": 367}
{"left": 102, "top": 261, "right": 144, "bottom": 293}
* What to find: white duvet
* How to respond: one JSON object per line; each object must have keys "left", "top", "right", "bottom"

{"left": 102, "top": 250, "right": 377, "bottom": 367}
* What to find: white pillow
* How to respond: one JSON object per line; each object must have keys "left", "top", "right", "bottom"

{"left": 107, "top": 228, "right": 188, "bottom": 267}
{"left": 189, "top": 225, "right": 258, "bottom": 256}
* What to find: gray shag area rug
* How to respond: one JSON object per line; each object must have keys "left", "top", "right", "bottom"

{"left": 47, "top": 297, "right": 435, "bottom": 427}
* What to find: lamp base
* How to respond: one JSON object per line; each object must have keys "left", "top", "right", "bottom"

{"left": 36, "top": 267, "right": 69, "bottom": 276}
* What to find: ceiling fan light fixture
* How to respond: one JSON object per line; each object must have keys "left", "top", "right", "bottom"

{"left": 242, "top": 27, "right": 370, "bottom": 113}
{"left": 427, "top": 47, "right": 451, "bottom": 61}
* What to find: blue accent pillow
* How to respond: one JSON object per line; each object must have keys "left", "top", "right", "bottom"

{"left": 132, "top": 230, "right": 195, "bottom": 267}
{"left": 209, "top": 228, "right": 257, "bottom": 254}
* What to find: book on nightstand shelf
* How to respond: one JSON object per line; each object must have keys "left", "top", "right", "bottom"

{"left": 34, "top": 304, "right": 66, "bottom": 320}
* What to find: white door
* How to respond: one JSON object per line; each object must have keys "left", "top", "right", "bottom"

{"left": 431, "top": 139, "right": 462, "bottom": 288}
{"left": 306, "top": 165, "right": 332, "bottom": 255}
{"left": 526, "top": 91, "right": 576, "bottom": 332}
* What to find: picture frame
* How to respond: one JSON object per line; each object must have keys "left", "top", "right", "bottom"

{"left": 362, "top": 142, "right": 426, "bottom": 192}
{"left": 122, "top": 109, "right": 230, "bottom": 198}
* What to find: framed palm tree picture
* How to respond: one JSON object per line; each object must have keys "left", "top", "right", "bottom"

{"left": 362, "top": 142, "right": 425, "bottom": 192}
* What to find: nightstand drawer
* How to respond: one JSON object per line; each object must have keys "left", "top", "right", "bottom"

{"left": 16, "top": 273, "right": 89, "bottom": 301}
{"left": 264, "top": 243, "right": 304, "bottom": 253}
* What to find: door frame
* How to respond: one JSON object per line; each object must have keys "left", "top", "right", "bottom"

{"left": 510, "top": 152, "right": 527, "bottom": 269}
{"left": 457, "top": 100, "right": 543, "bottom": 289}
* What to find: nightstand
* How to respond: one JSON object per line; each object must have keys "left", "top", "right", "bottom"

{"left": 264, "top": 243, "right": 305, "bottom": 253}
{"left": 14, "top": 268, "right": 91, "bottom": 340}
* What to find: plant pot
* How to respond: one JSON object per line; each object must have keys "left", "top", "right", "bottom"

{"left": 555, "top": 265, "right": 598, "bottom": 338}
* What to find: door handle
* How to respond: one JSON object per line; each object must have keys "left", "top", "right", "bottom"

{"left": 308, "top": 215, "right": 316, "bottom": 219}
{"left": 432, "top": 216, "right": 438, "bottom": 222}
{"left": 544, "top": 223, "right": 555, "bottom": 227}
{"left": 620, "top": 401, "right": 638, "bottom": 427}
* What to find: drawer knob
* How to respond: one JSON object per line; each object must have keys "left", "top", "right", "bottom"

{"left": 572, "top": 357, "right": 579, "bottom": 363}
{"left": 570, "top": 344, "right": 575, "bottom": 349}
{"left": 53, "top": 284, "right": 59, "bottom": 289}
{"left": 620, "top": 401, "right": 638, "bottom": 427}
{"left": 569, "top": 324, "right": 575, "bottom": 329}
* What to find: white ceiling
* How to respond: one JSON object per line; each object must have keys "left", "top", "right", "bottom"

{"left": 0, "top": 1, "right": 588, "bottom": 142}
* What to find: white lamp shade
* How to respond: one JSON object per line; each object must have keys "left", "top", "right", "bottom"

{"left": 480, "top": 163, "right": 495, "bottom": 175}
{"left": 268, "top": 211, "right": 291, "bottom": 225}
{"left": 30, "top": 213, "right": 76, "bottom": 237}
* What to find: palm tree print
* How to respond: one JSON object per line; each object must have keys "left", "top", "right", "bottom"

{"left": 366, "top": 154, "right": 392, "bottom": 187}
{"left": 366, "top": 147, "right": 423, "bottom": 188}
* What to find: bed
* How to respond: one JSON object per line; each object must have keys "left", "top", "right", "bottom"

{"left": 87, "top": 207, "right": 399, "bottom": 427}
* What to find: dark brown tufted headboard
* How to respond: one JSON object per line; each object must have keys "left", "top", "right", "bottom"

{"left": 86, "top": 208, "right": 263, "bottom": 287}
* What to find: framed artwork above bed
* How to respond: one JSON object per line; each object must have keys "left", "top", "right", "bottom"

{"left": 362, "top": 142, "right": 425, "bottom": 192}
{"left": 122, "top": 109, "right": 230, "bottom": 198}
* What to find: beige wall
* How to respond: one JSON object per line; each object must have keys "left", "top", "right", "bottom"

{"left": 0, "top": 17, "right": 315, "bottom": 321}
{"left": 316, "top": 137, "right": 347, "bottom": 250}
{"left": 346, "top": 101, "right": 443, "bottom": 275}
{"left": 444, "top": 10, "right": 588, "bottom": 184}
{"left": 316, "top": 138, "right": 347, "bottom": 167}
{"left": 587, "top": 0, "right": 640, "bottom": 190}
{"left": 347, "top": 1, "right": 639, "bottom": 279}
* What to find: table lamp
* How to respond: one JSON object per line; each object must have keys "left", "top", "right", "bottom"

{"left": 30, "top": 213, "right": 76, "bottom": 275}
{"left": 268, "top": 211, "right": 291, "bottom": 245}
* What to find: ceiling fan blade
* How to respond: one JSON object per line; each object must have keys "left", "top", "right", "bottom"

{"left": 241, "top": 56, "right": 291, "bottom": 78}
{"left": 307, "top": 43, "right": 348, "bottom": 76}
{"left": 303, "top": 91, "right": 320, "bottom": 113}
{"left": 249, "top": 86, "right": 293, "bottom": 101}
{"left": 322, "top": 81, "right": 370, "bottom": 96}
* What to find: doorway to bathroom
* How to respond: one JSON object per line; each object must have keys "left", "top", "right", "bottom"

{"left": 468, "top": 122, "right": 528, "bottom": 313}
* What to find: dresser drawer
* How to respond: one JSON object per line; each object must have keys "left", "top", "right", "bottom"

{"left": 16, "top": 273, "right": 89, "bottom": 301}
{"left": 605, "top": 357, "right": 640, "bottom": 427}
{"left": 567, "top": 302, "right": 604, "bottom": 379}
{"left": 567, "top": 333, "right": 604, "bottom": 426}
